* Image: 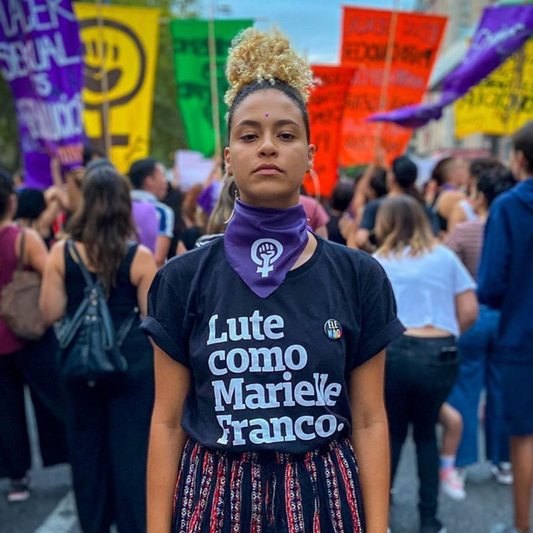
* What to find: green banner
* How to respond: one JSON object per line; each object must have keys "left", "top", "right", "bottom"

{"left": 171, "top": 19, "right": 253, "bottom": 157}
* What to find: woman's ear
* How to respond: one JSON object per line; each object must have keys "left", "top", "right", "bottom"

{"left": 307, "top": 144, "right": 316, "bottom": 171}
{"left": 224, "top": 147, "right": 232, "bottom": 175}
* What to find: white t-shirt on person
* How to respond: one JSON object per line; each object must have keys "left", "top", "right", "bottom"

{"left": 373, "top": 245, "right": 476, "bottom": 338}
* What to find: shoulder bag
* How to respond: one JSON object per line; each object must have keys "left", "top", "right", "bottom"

{"left": 0, "top": 230, "right": 47, "bottom": 341}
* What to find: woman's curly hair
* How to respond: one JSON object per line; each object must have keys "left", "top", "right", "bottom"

{"left": 224, "top": 28, "right": 313, "bottom": 142}
{"left": 224, "top": 27, "right": 313, "bottom": 107}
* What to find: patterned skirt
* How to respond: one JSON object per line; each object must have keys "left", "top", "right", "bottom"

{"left": 172, "top": 437, "right": 365, "bottom": 533}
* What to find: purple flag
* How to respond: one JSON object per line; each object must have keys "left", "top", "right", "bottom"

{"left": 0, "top": 0, "right": 84, "bottom": 188}
{"left": 369, "top": 5, "right": 533, "bottom": 128}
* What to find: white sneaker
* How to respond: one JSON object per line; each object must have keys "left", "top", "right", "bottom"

{"left": 440, "top": 467, "right": 466, "bottom": 501}
{"left": 491, "top": 462, "right": 513, "bottom": 485}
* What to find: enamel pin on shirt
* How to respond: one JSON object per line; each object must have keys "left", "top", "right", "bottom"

{"left": 324, "top": 319, "right": 343, "bottom": 340}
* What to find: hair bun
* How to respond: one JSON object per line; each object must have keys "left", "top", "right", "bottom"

{"left": 224, "top": 28, "right": 313, "bottom": 107}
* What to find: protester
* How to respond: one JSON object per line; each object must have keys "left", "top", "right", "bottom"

{"left": 446, "top": 158, "right": 504, "bottom": 232}
{"left": 326, "top": 180, "right": 354, "bottom": 245}
{"left": 352, "top": 155, "right": 438, "bottom": 250}
{"left": 441, "top": 167, "right": 517, "bottom": 500}
{"left": 0, "top": 169, "right": 68, "bottom": 503}
{"left": 373, "top": 196, "right": 478, "bottom": 533}
{"left": 40, "top": 163, "right": 157, "bottom": 533}
{"left": 478, "top": 122, "right": 533, "bottom": 533}
{"left": 129, "top": 158, "right": 175, "bottom": 267}
{"left": 299, "top": 189, "right": 330, "bottom": 237}
{"left": 15, "top": 188, "right": 62, "bottom": 248}
{"left": 427, "top": 157, "right": 469, "bottom": 234}
{"left": 142, "top": 28, "right": 404, "bottom": 533}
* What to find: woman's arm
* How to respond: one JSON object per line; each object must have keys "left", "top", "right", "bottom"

{"left": 147, "top": 345, "right": 191, "bottom": 533}
{"left": 129, "top": 245, "right": 158, "bottom": 317}
{"left": 39, "top": 241, "right": 67, "bottom": 325}
{"left": 350, "top": 350, "right": 389, "bottom": 533}
{"left": 455, "top": 290, "right": 478, "bottom": 334}
{"left": 21, "top": 228, "right": 49, "bottom": 275}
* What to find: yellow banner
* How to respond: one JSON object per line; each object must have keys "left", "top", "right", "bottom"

{"left": 74, "top": 3, "right": 160, "bottom": 173}
{"left": 455, "top": 41, "right": 533, "bottom": 139}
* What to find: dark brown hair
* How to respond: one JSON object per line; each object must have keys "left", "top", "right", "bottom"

{"left": 68, "top": 164, "right": 136, "bottom": 295}
{"left": 512, "top": 121, "right": 533, "bottom": 173}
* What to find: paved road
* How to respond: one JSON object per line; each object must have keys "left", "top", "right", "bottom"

{"left": 0, "top": 398, "right": 521, "bottom": 533}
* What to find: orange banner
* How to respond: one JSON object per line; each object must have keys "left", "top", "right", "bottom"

{"left": 340, "top": 8, "right": 446, "bottom": 167}
{"left": 305, "top": 66, "right": 356, "bottom": 197}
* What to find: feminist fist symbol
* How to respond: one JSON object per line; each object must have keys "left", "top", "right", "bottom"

{"left": 251, "top": 239, "right": 284, "bottom": 278}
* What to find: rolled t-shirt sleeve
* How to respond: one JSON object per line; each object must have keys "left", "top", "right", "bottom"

{"left": 354, "top": 258, "right": 405, "bottom": 368}
{"left": 141, "top": 269, "right": 190, "bottom": 367}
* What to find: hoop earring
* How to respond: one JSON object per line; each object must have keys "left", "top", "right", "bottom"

{"left": 224, "top": 192, "right": 239, "bottom": 225}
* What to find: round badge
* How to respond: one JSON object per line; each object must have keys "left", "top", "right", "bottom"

{"left": 324, "top": 319, "right": 343, "bottom": 340}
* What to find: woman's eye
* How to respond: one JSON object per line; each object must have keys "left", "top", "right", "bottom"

{"left": 240, "top": 134, "right": 257, "bottom": 141}
{"left": 279, "top": 132, "right": 295, "bottom": 140}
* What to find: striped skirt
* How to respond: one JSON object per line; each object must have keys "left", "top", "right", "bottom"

{"left": 172, "top": 437, "right": 365, "bottom": 533}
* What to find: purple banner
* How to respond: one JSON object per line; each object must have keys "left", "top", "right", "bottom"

{"left": 0, "top": 0, "right": 84, "bottom": 188}
{"left": 369, "top": 5, "right": 533, "bottom": 128}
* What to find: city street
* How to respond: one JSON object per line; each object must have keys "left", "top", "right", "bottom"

{"left": 0, "top": 397, "right": 521, "bottom": 533}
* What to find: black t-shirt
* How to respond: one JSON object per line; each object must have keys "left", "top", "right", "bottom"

{"left": 142, "top": 237, "right": 403, "bottom": 453}
{"left": 326, "top": 211, "right": 347, "bottom": 246}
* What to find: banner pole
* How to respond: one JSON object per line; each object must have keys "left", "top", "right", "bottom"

{"left": 208, "top": 4, "right": 222, "bottom": 159}
{"left": 375, "top": 0, "right": 400, "bottom": 157}
{"left": 96, "top": 0, "right": 112, "bottom": 158}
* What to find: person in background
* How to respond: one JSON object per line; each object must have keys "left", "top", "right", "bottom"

{"left": 446, "top": 158, "right": 504, "bottom": 232}
{"left": 352, "top": 156, "right": 438, "bottom": 250}
{"left": 439, "top": 167, "right": 517, "bottom": 502}
{"left": 40, "top": 162, "right": 157, "bottom": 533}
{"left": 15, "top": 188, "right": 62, "bottom": 249}
{"left": 129, "top": 158, "right": 175, "bottom": 267}
{"left": 426, "top": 157, "right": 469, "bottom": 234}
{"left": 326, "top": 180, "right": 354, "bottom": 245}
{"left": 478, "top": 121, "right": 533, "bottom": 533}
{"left": 299, "top": 189, "right": 330, "bottom": 237}
{"left": 0, "top": 169, "right": 68, "bottom": 503}
{"left": 163, "top": 180, "right": 185, "bottom": 260}
{"left": 374, "top": 196, "right": 478, "bottom": 533}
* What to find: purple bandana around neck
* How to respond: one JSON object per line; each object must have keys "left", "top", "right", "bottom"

{"left": 224, "top": 199, "right": 309, "bottom": 298}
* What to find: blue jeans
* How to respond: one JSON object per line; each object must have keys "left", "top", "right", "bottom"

{"left": 447, "top": 305, "right": 509, "bottom": 466}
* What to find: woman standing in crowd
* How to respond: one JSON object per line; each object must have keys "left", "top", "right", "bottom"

{"left": 143, "top": 28, "right": 403, "bottom": 533}
{"left": 0, "top": 169, "right": 68, "bottom": 502}
{"left": 40, "top": 163, "right": 157, "bottom": 533}
{"left": 443, "top": 167, "right": 517, "bottom": 497}
{"left": 374, "top": 196, "right": 478, "bottom": 533}
{"left": 427, "top": 157, "right": 469, "bottom": 234}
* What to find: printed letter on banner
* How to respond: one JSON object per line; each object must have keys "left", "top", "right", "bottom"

{"left": 0, "top": 0, "right": 84, "bottom": 188}
{"left": 455, "top": 40, "right": 533, "bottom": 139}
{"left": 340, "top": 8, "right": 446, "bottom": 167}
{"left": 305, "top": 66, "right": 356, "bottom": 197}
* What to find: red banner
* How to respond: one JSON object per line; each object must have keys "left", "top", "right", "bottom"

{"left": 340, "top": 8, "right": 446, "bottom": 166}
{"left": 306, "top": 66, "right": 356, "bottom": 197}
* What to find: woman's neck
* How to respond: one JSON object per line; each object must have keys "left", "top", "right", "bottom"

{"left": 0, "top": 218, "right": 12, "bottom": 230}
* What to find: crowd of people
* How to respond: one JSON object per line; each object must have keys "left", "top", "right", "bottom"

{"left": 1, "top": 27, "right": 533, "bottom": 533}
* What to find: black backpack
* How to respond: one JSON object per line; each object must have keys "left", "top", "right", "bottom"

{"left": 58, "top": 239, "right": 137, "bottom": 386}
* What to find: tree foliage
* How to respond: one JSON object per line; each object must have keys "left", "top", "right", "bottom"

{"left": 0, "top": 0, "right": 201, "bottom": 174}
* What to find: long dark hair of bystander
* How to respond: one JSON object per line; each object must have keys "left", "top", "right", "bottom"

{"left": 68, "top": 162, "right": 136, "bottom": 296}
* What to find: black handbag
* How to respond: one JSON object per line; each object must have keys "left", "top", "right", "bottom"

{"left": 58, "top": 239, "right": 136, "bottom": 386}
